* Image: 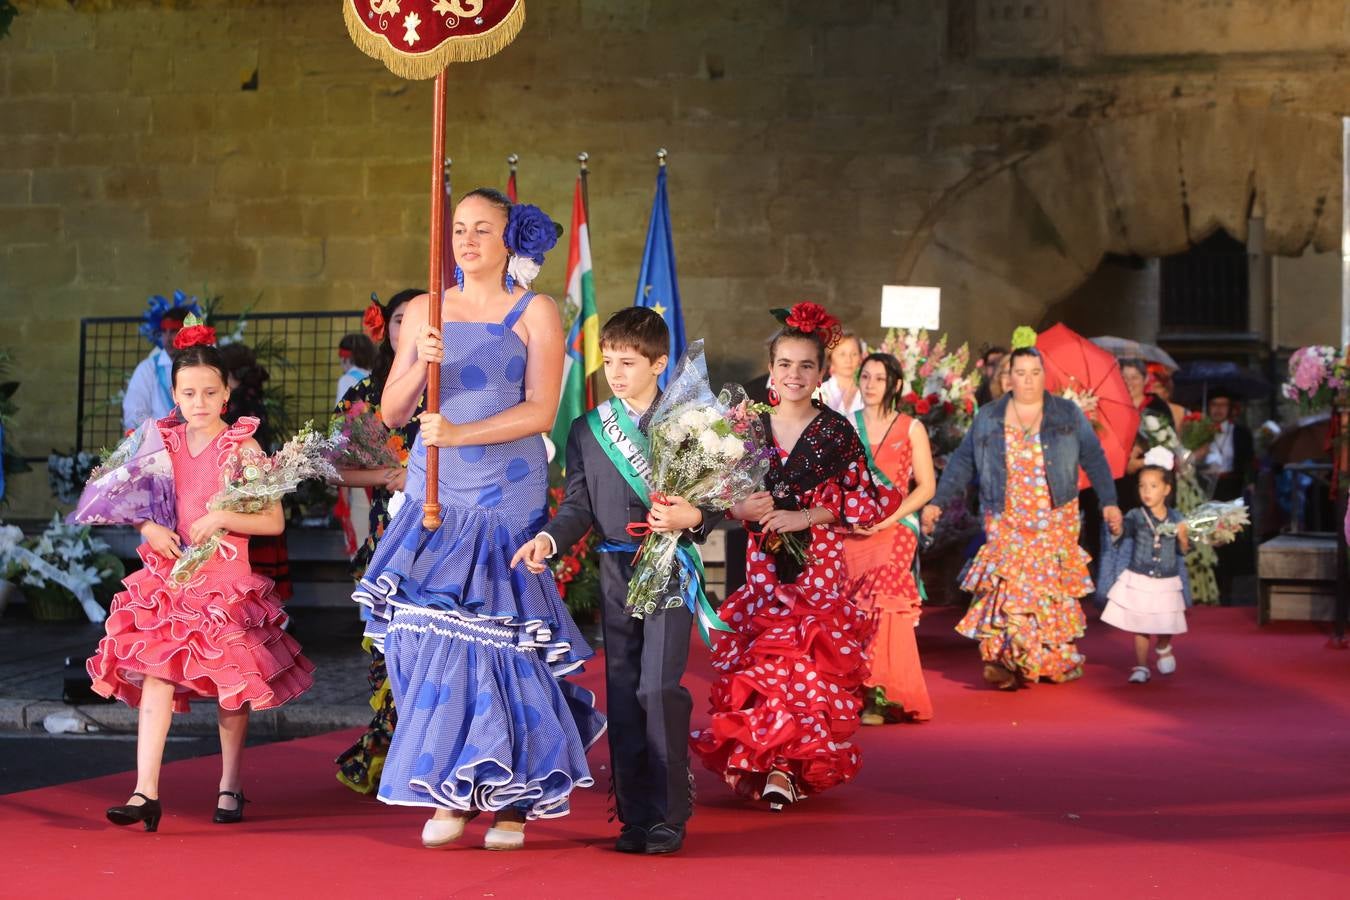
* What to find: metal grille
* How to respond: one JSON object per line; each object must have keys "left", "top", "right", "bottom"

{"left": 1160, "top": 231, "right": 1250, "bottom": 332}
{"left": 77, "top": 311, "right": 364, "bottom": 453}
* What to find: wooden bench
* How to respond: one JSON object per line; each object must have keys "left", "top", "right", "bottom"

{"left": 1257, "top": 534, "right": 1338, "bottom": 624}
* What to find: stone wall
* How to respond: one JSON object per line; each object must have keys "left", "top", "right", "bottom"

{"left": 3, "top": 0, "right": 1350, "bottom": 514}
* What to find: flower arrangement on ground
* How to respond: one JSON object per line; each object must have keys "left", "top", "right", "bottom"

{"left": 0, "top": 515, "right": 124, "bottom": 622}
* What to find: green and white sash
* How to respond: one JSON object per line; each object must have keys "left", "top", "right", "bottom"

{"left": 586, "top": 399, "right": 731, "bottom": 645}
{"left": 854, "top": 410, "right": 928, "bottom": 601}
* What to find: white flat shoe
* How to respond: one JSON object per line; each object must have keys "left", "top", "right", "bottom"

{"left": 1128, "top": 666, "right": 1151, "bottom": 684}
{"left": 1156, "top": 647, "right": 1177, "bottom": 675}
{"left": 483, "top": 825, "right": 525, "bottom": 850}
{"left": 422, "top": 812, "right": 473, "bottom": 849}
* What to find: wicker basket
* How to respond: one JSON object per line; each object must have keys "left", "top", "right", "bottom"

{"left": 24, "top": 581, "right": 84, "bottom": 621}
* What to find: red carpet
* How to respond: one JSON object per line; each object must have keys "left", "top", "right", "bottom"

{"left": 3, "top": 607, "right": 1349, "bottom": 899}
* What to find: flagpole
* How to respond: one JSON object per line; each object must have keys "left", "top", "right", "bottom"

{"left": 578, "top": 151, "right": 590, "bottom": 219}
{"left": 578, "top": 151, "right": 596, "bottom": 407}
{"left": 423, "top": 71, "right": 447, "bottom": 530}
{"left": 657, "top": 147, "right": 667, "bottom": 168}
{"left": 507, "top": 153, "right": 519, "bottom": 202}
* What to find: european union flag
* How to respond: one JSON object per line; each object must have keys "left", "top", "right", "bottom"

{"left": 633, "top": 166, "right": 686, "bottom": 389}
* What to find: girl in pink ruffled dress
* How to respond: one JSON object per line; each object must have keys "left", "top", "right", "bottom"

{"left": 87, "top": 334, "right": 314, "bottom": 832}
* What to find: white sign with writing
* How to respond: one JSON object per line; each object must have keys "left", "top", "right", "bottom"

{"left": 880, "top": 285, "right": 941, "bottom": 330}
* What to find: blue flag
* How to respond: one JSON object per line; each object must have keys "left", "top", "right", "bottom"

{"left": 633, "top": 167, "right": 686, "bottom": 389}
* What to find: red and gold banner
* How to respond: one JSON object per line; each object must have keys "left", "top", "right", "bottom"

{"left": 344, "top": 0, "right": 525, "bottom": 79}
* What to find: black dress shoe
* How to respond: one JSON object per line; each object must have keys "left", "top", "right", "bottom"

{"left": 213, "top": 790, "right": 248, "bottom": 824}
{"left": 643, "top": 823, "right": 685, "bottom": 855}
{"left": 614, "top": 824, "right": 647, "bottom": 854}
{"left": 106, "top": 792, "right": 162, "bottom": 832}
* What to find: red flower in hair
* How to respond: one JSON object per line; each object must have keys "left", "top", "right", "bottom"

{"left": 173, "top": 324, "right": 216, "bottom": 349}
{"left": 362, "top": 302, "right": 386, "bottom": 343}
{"left": 783, "top": 302, "right": 842, "bottom": 348}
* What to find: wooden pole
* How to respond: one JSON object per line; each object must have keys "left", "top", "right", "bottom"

{"left": 423, "top": 71, "right": 447, "bottom": 530}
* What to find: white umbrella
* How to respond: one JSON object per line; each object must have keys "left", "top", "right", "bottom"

{"left": 1090, "top": 335, "right": 1179, "bottom": 371}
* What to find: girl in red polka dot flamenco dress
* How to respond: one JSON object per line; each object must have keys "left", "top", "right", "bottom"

{"left": 83, "top": 320, "right": 314, "bottom": 832}
{"left": 692, "top": 303, "right": 884, "bottom": 810}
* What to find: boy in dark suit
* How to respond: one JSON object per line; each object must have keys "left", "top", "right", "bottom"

{"left": 513, "top": 308, "right": 714, "bottom": 855}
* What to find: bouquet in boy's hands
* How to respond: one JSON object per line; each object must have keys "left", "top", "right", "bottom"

{"left": 169, "top": 422, "right": 343, "bottom": 587}
{"left": 1158, "top": 499, "right": 1250, "bottom": 547}
{"left": 623, "top": 341, "right": 774, "bottom": 643}
{"left": 327, "top": 400, "right": 408, "bottom": 470}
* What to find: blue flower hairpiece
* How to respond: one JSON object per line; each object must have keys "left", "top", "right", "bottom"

{"left": 138, "top": 290, "right": 202, "bottom": 346}
{"left": 503, "top": 203, "right": 560, "bottom": 264}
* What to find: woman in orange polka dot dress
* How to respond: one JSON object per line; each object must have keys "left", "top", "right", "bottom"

{"left": 923, "top": 345, "right": 1120, "bottom": 689}
{"left": 691, "top": 305, "right": 883, "bottom": 810}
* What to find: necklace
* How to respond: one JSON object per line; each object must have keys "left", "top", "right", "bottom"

{"left": 1143, "top": 506, "right": 1166, "bottom": 552}
{"left": 1010, "top": 399, "right": 1042, "bottom": 437}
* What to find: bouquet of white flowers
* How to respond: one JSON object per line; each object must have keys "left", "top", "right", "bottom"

{"left": 1158, "top": 499, "right": 1250, "bottom": 547}
{"left": 619, "top": 341, "right": 773, "bottom": 643}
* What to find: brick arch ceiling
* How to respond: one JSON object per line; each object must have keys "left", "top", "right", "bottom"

{"left": 896, "top": 107, "right": 1342, "bottom": 338}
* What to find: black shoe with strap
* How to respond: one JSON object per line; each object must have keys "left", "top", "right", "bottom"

{"left": 106, "top": 793, "right": 162, "bottom": 832}
{"left": 643, "top": 823, "right": 685, "bottom": 855}
{"left": 614, "top": 824, "right": 647, "bottom": 854}
{"left": 213, "top": 790, "right": 248, "bottom": 824}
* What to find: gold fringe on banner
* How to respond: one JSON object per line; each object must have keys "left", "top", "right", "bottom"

{"left": 343, "top": 0, "right": 526, "bottom": 81}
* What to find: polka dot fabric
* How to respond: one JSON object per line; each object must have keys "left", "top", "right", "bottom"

{"left": 956, "top": 426, "right": 1094, "bottom": 683}
{"left": 691, "top": 407, "right": 883, "bottom": 800}
{"left": 354, "top": 292, "right": 604, "bottom": 818}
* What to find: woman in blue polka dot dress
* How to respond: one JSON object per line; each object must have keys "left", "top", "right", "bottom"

{"left": 354, "top": 189, "right": 604, "bottom": 851}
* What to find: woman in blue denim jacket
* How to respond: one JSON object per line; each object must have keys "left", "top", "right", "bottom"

{"left": 922, "top": 348, "right": 1121, "bottom": 688}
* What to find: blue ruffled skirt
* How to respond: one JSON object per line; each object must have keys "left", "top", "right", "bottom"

{"left": 354, "top": 500, "right": 604, "bottom": 817}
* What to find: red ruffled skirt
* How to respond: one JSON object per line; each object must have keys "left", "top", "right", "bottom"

{"left": 87, "top": 546, "right": 314, "bottom": 714}
{"left": 691, "top": 579, "right": 872, "bottom": 799}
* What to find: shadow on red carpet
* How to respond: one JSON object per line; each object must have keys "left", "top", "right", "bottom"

{"left": 2, "top": 607, "right": 1348, "bottom": 899}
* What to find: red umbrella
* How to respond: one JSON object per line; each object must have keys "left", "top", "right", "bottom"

{"left": 1036, "top": 323, "right": 1141, "bottom": 489}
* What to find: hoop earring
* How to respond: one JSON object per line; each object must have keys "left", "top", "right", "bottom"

{"left": 454, "top": 265, "right": 465, "bottom": 291}
{"left": 767, "top": 376, "right": 780, "bottom": 407}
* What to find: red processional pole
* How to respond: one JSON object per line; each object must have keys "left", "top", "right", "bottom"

{"left": 344, "top": 1, "right": 527, "bottom": 529}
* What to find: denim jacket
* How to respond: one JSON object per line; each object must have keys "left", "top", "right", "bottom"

{"left": 1117, "top": 506, "right": 1184, "bottom": 578}
{"left": 932, "top": 393, "right": 1118, "bottom": 515}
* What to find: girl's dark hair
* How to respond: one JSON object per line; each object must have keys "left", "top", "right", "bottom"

{"left": 171, "top": 344, "right": 227, "bottom": 388}
{"left": 217, "top": 342, "right": 270, "bottom": 394}
{"left": 370, "top": 288, "right": 423, "bottom": 395}
{"left": 1008, "top": 346, "right": 1042, "bottom": 365}
{"left": 1139, "top": 463, "right": 1177, "bottom": 501}
{"left": 768, "top": 328, "right": 828, "bottom": 369}
{"left": 860, "top": 352, "right": 903, "bottom": 411}
{"left": 338, "top": 333, "right": 377, "bottom": 370}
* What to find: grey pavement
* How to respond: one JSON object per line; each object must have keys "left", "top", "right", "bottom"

{"left": 0, "top": 596, "right": 378, "bottom": 738}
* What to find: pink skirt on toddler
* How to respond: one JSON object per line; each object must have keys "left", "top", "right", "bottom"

{"left": 1101, "top": 570, "right": 1188, "bottom": 635}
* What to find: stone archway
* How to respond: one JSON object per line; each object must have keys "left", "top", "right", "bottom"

{"left": 896, "top": 107, "right": 1342, "bottom": 342}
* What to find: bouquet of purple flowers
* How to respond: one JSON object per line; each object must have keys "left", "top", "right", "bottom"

{"left": 69, "top": 419, "right": 177, "bottom": 532}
